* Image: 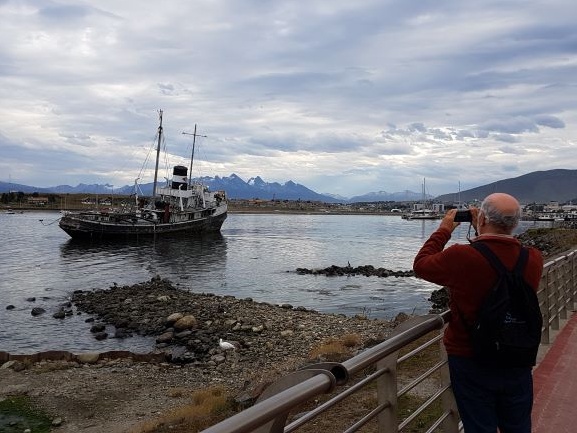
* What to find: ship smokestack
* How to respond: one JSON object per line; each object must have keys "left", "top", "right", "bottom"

{"left": 171, "top": 165, "right": 188, "bottom": 190}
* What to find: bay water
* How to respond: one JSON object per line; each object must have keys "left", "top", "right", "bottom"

{"left": 0, "top": 211, "right": 541, "bottom": 354}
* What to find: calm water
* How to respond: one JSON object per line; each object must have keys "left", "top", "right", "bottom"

{"left": 0, "top": 211, "right": 542, "bottom": 354}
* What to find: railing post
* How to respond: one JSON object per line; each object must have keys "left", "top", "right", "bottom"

{"left": 566, "top": 260, "right": 573, "bottom": 311}
{"left": 551, "top": 266, "right": 560, "bottom": 331}
{"left": 376, "top": 351, "right": 398, "bottom": 432}
{"left": 541, "top": 269, "right": 551, "bottom": 344}
{"left": 439, "top": 340, "right": 460, "bottom": 432}
{"left": 571, "top": 252, "right": 577, "bottom": 310}
{"left": 559, "top": 259, "right": 569, "bottom": 320}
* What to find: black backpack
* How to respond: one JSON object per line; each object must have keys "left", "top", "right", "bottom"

{"left": 462, "top": 241, "right": 543, "bottom": 367}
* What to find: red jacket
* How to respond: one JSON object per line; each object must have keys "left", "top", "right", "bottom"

{"left": 413, "top": 228, "right": 544, "bottom": 357}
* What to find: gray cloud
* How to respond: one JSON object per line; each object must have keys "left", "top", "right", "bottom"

{"left": 480, "top": 118, "right": 540, "bottom": 134}
{"left": 534, "top": 115, "right": 565, "bottom": 129}
{"left": 38, "top": 5, "right": 92, "bottom": 22}
{"left": 495, "top": 135, "right": 519, "bottom": 144}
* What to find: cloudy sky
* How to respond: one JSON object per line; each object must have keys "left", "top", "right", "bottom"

{"left": 1, "top": 0, "right": 576, "bottom": 198}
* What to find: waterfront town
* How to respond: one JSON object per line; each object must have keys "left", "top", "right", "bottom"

{"left": 2, "top": 191, "right": 577, "bottom": 222}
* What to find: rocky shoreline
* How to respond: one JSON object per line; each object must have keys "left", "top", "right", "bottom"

{"left": 63, "top": 276, "right": 395, "bottom": 370}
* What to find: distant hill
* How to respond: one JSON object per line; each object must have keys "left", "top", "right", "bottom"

{"left": 349, "top": 190, "right": 428, "bottom": 202}
{"left": 435, "top": 169, "right": 577, "bottom": 203}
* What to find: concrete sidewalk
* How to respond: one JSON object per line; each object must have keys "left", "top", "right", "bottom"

{"left": 532, "top": 311, "right": 577, "bottom": 433}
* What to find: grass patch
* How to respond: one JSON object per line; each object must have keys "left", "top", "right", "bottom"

{"left": 0, "top": 396, "right": 53, "bottom": 433}
{"left": 308, "top": 333, "right": 362, "bottom": 361}
{"left": 398, "top": 333, "right": 442, "bottom": 376}
{"left": 399, "top": 393, "right": 444, "bottom": 433}
{"left": 128, "top": 387, "right": 236, "bottom": 433}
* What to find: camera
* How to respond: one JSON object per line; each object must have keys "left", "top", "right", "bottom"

{"left": 454, "top": 209, "right": 472, "bottom": 222}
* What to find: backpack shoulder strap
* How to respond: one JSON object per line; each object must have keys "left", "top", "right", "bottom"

{"left": 470, "top": 241, "right": 506, "bottom": 274}
{"left": 471, "top": 241, "right": 528, "bottom": 275}
{"left": 513, "top": 246, "right": 529, "bottom": 274}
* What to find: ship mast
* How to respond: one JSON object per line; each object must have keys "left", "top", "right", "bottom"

{"left": 152, "top": 110, "right": 163, "bottom": 198}
{"left": 182, "top": 124, "right": 206, "bottom": 187}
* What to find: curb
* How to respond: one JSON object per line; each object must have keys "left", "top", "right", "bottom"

{"left": 0, "top": 350, "right": 167, "bottom": 365}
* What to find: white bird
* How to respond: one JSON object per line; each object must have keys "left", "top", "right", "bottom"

{"left": 219, "top": 338, "right": 236, "bottom": 351}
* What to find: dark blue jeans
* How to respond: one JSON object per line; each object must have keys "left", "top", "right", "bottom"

{"left": 448, "top": 355, "right": 533, "bottom": 433}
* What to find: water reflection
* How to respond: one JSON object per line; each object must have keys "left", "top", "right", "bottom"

{"left": 61, "top": 233, "right": 226, "bottom": 261}
{"left": 59, "top": 232, "right": 228, "bottom": 291}
{"left": 61, "top": 231, "right": 225, "bottom": 254}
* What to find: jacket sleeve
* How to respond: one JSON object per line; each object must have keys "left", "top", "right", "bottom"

{"left": 413, "top": 227, "right": 460, "bottom": 287}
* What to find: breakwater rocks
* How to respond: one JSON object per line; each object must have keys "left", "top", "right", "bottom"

{"left": 296, "top": 264, "right": 414, "bottom": 278}
{"left": 427, "top": 288, "right": 449, "bottom": 313}
{"left": 70, "top": 276, "right": 394, "bottom": 371}
{"left": 516, "top": 228, "right": 577, "bottom": 259}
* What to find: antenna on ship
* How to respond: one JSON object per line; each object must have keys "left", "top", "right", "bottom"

{"left": 182, "top": 125, "right": 207, "bottom": 187}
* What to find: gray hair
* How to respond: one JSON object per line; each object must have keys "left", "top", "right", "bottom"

{"left": 480, "top": 198, "right": 521, "bottom": 231}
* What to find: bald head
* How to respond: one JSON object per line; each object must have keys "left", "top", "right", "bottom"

{"left": 479, "top": 193, "right": 521, "bottom": 234}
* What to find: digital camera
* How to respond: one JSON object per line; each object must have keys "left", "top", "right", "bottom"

{"left": 454, "top": 209, "right": 472, "bottom": 222}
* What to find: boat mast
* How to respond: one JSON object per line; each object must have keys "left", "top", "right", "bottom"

{"left": 422, "top": 178, "right": 426, "bottom": 206}
{"left": 152, "top": 110, "right": 163, "bottom": 198}
{"left": 458, "top": 181, "right": 461, "bottom": 209}
{"left": 182, "top": 124, "right": 206, "bottom": 187}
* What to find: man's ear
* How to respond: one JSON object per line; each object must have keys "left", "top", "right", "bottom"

{"left": 477, "top": 211, "right": 486, "bottom": 229}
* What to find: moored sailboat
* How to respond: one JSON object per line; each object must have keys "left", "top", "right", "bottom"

{"left": 59, "top": 111, "right": 227, "bottom": 239}
{"left": 401, "top": 178, "right": 441, "bottom": 220}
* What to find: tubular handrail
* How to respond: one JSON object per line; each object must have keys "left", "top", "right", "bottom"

{"left": 201, "top": 373, "right": 336, "bottom": 433}
{"left": 340, "top": 313, "right": 447, "bottom": 375}
{"left": 284, "top": 365, "right": 391, "bottom": 433}
{"left": 202, "top": 249, "right": 577, "bottom": 433}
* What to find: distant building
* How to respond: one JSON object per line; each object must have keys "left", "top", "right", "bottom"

{"left": 27, "top": 197, "right": 48, "bottom": 206}
{"left": 546, "top": 201, "right": 560, "bottom": 211}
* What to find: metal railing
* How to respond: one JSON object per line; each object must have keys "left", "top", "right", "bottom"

{"left": 202, "top": 248, "right": 577, "bottom": 433}
{"left": 539, "top": 249, "right": 577, "bottom": 344}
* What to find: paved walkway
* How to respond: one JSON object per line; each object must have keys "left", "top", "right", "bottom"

{"left": 532, "top": 311, "right": 577, "bottom": 433}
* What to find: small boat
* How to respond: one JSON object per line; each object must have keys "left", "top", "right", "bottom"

{"left": 401, "top": 209, "right": 441, "bottom": 220}
{"left": 401, "top": 178, "right": 441, "bottom": 220}
{"left": 59, "top": 111, "right": 227, "bottom": 239}
{"left": 535, "top": 215, "right": 555, "bottom": 221}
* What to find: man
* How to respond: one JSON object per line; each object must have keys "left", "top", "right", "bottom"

{"left": 413, "top": 193, "right": 543, "bottom": 433}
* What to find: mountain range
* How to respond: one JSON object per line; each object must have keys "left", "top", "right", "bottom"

{"left": 1, "top": 169, "right": 576, "bottom": 204}
{"left": 0, "top": 173, "right": 425, "bottom": 203}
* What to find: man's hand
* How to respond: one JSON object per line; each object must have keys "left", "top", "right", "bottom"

{"left": 439, "top": 209, "right": 460, "bottom": 233}
{"left": 469, "top": 207, "right": 480, "bottom": 231}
